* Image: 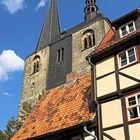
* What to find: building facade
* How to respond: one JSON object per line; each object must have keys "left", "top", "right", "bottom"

{"left": 11, "top": 1, "right": 140, "bottom": 140}
{"left": 88, "top": 8, "right": 140, "bottom": 140}
{"left": 18, "top": 0, "right": 111, "bottom": 120}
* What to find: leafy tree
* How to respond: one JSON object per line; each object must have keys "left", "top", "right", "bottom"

{"left": 0, "top": 101, "right": 32, "bottom": 139}
{"left": 0, "top": 130, "right": 6, "bottom": 140}
{"left": 0, "top": 117, "right": 22, "bottom": 140}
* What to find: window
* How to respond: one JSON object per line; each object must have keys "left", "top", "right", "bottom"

{"left": 33, "top": 56, "right": 40, "bottom": 73}
{"left": 82, "top": 30, "right": 95, "bottom": 50}
{"left": 119, "top": 21, "right": 136, "bottom": 38}
{"left": 57, "top": 48, "right": 64, "bottom": 63}
{"left": 125, "top": 93, "right": 140, "bottom": 121}
{"left": 117, "top": 47, "right": 137, "bottom": 68}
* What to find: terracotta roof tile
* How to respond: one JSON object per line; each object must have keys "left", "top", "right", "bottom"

{"left": 11, "top": 74, "right": 93, "bottom": 140}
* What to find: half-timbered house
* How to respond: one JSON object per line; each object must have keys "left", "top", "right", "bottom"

{"left": 87, "top": 8, "right": 140, "bottom": 140}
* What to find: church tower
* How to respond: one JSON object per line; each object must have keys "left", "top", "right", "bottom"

{"left": 84, "top": 0, "right": 99, "bottom": 21}
{"left": 18, "top": 0, "right": 111, "bottom": 121}
{"left": 18, "top": 0, "right": 61, "bottom": 121}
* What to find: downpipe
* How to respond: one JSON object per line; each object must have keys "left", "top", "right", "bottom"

{"left": 84, "top": 125, "right": 97, "bottom": 140}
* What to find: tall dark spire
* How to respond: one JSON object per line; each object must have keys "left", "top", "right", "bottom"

{"left": 36, "top": 0, "right": 60, "bottom": 50}
{"left": 84, "top": 0, "right": 99, "bottom": 21}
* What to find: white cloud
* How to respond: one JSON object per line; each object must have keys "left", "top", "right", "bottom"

{"left": 0, "top": 0, "right": 26, "bottom": 14}
{"left": 0, "top": 92, "right": 13, "bottom": 97}
{"left": 36, "top": 0, "right": 47, "bottom": 11}
{"left": 0, "top": 50, "right": 24, "bottom": 81}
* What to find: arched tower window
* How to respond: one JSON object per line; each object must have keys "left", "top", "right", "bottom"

{"left": 33, "top": 55, "right": 40, "bottom": 73}
{"left": 82, "top": 29, "right": 96, "bottom": 50}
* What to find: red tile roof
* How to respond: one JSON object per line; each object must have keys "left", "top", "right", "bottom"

{"left": 89, "top": 28, "right": 140, "bottom": 57}
{"left": 95, "top": 28, "right": 115, "bottom": 52}
{"left": 11, "top": 74, "right": 93, "bottom": 140}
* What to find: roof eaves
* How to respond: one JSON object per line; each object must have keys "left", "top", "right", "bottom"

{"left": 112, "top": 8, "right": 138, "bottom": 25}
{"left": 90, "top": 29, "right": 140, "bottom": 62}
{"left": 26, "top": 120, "right": 94, "bottom": 140}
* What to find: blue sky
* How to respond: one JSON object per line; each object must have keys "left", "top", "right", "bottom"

{"left": 0, "top": 0, "right": 140, "bottom": 131}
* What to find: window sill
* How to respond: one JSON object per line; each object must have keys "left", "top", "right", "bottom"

{"left": 118, "top": 61, "right": 139, "bottom": 71}
{"left": 128, "top": 117, "right": 140, "bottom": 124}
{"left": 81, "top": 45, "right": 96, "bottom": 52}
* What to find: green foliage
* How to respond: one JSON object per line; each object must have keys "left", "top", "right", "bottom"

{"left": 0, "top": 130, "right": 6, "bottom": 140}
{"left": 0, "top": 117, "right": 22, "bottom": 140}
{"left": 0, "top": 101, "right": 32, "bottom": 140}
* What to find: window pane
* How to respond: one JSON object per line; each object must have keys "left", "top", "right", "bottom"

{"left": 128, "top": 48, "right": 134, "bottom": 56}
{"left": 138, "top": 95, "right": 140, "bottom": 104}
{"left": 128, "top": 22, "right": 135, "bottom": 32}
{"left": 129, "top": 107, "right": 138, "bottom": 119}
{"left": 119, "top": 52, "right": 127, "bottom": 66}
{"left": 121, "top": 26, "right": 128, "bottom": 36}
{"left": 129, "top": 55, "right": 136, "bottom": 63}
{"left": 128, "top": 48, "right": 136, "bottom": 63}
{"left": 128, "top": 96, "right": 136, "bottom": 106}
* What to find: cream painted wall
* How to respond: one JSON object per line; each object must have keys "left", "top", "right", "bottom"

{"left": 120, "top": 63, "right": 140, "bottom": 80}
{"left": 102, "top": 99, "right": 123, "bottom": 128}
{"left": 119, "top": 75, "right": 138, "bottom": 89}
{"left": 96, "top": 56, "right": 115, "bottom": 77}
{"left": 129, "top": 122, "right": 140, "bottom": 140}
{"left": 97, "top": 74, "right": 116, "bottom": 97}
{"left": 104, "top": 127, "right": 125, "bottom": 140}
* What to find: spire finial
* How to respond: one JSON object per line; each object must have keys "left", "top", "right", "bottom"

{"left": 84, "top": 0, "right": 99, "bottom": 21}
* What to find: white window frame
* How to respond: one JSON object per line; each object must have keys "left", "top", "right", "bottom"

{"left": 119, "top": 21, "right": 136, "bottom": 38}
{"left": 117, "top": 46, "right": 137, "bottom": 69}
{"left": 125, "top": 93, "right": 140, "bottom": 121}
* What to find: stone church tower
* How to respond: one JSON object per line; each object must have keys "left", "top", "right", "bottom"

{"left": 18, "top": 0, "right": 111, "bottom": 120}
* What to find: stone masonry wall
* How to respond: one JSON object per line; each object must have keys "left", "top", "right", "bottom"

{"left": 18, "top": 47, "right": 50, "bottom": 120}
{"left": 72, "top": 19, "right": 110, "bottom": 74}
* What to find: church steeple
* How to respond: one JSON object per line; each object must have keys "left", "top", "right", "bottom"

{"left": 84, "top": 0, "right": 99, "bottom": 21}
{"left": 36, "top": 0, "right": 60, "bottom": 50}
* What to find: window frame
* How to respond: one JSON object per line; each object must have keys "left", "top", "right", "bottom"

{"left": 117, "top": 46, "right": 138, "bottom": 69}
{"left": 119, "top": 21, "right": 136, "bottom": 38}
{"left": 125, "top": 92, "right": 140, "bottom": 122}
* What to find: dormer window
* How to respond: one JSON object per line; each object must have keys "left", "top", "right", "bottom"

{"left": 119, "top": 21, "right": 136, "bottom": 38}
{"left": 33, "top": 55, "right": 40, "bottom": 73}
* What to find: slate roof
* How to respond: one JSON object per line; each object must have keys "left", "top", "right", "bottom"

{"left": 36, "top": 0, "right": 60, "bottom": 50}
{"left": 11, "top": 74, "right": 94, "bottom": 140}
